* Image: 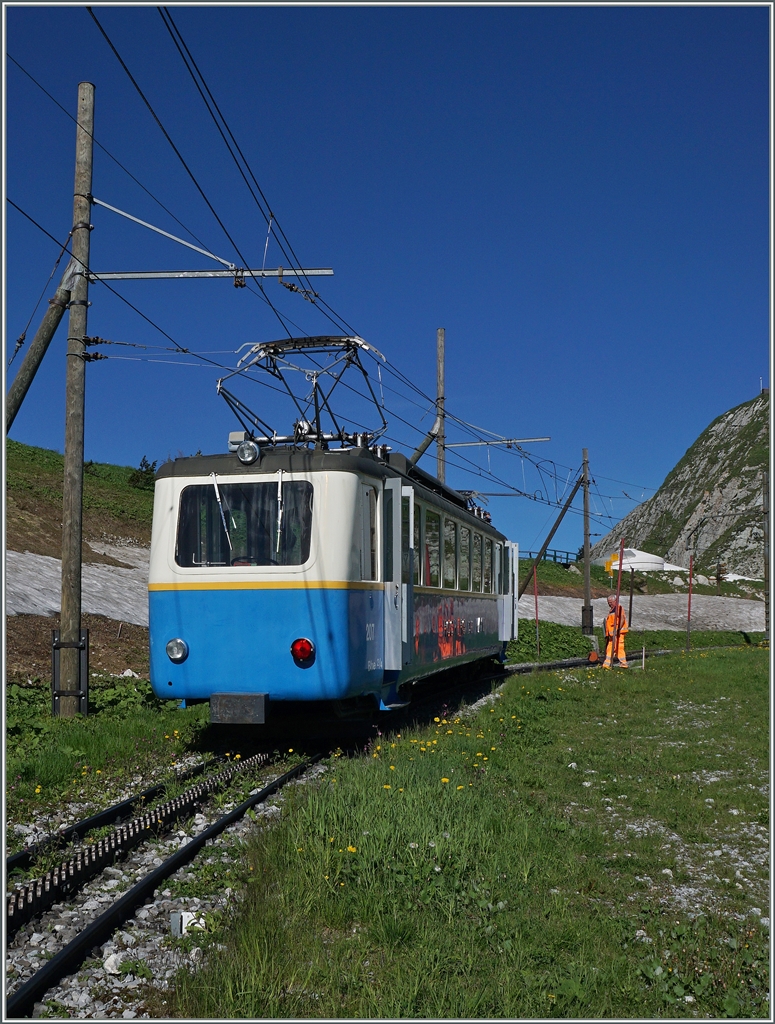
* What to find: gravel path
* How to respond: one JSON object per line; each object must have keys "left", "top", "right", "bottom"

{"left": 518, "top": 594, "right": 765, "bottom": 632}
{"left": 5, "top": 549, "right": 765, "bottom": 633}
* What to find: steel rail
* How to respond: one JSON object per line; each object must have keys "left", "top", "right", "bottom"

{"left": 480, "top": 640, "right": 757, "bottom": 685}
{"left": 7, "top": 755, "right": 264, "bottom": 936}
{"left": 7, "top": 759, "right": 215, "bottom": 875}
{"left": 6, "top": 755, "right": 323, "bottom": 1020}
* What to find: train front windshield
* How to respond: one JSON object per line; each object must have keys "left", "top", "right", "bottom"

{"left": 176, "top": 480, "right": 313, "bottom": 567}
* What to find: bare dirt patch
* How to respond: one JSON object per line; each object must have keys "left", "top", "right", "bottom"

{"left": 7, "top": 491, "right": 149, "bottom": 565}
{"left": 5, "top": 613, "right": 150, "bottom": 680}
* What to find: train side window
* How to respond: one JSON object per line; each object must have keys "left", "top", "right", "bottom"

{"left": 401, "top": 496, "right": 411, "bottom": 584}
{"left": 425, "top": 509, "right": 441, "bottom": 587}
{"left": 459, "top": 526, "right": 471, "bottom": 590}
{"left": 495, "top": 542, "right": 504, "bottom": 593}
{"left": 484, "top": 538, "right": 493, "bottom": 593}
{"left": 443, "top": 518, "right": 456, "bottom": 589}
{"left": 472, "top": 533, "right": 483, "bottom": 592}
{"left": 413, "top": 502, "right": 421, "bottom": 584}
{"left": 361, "top": 485, "right": 378, "bottom": 581}
{"left": 383, "top": 488, "right": 393, "bottom": 583}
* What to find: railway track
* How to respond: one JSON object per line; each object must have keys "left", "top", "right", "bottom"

{"left": 7, "top": 757, "right": 215, "bottom": 878}
{"left": 6, "top": 643, "right": 745, "bottom": 1017}
{"left": 6, "top": 754, "right": 270, "bottom": 936}
{"left": 6, "top": 754, "right": 323, "bottom": 1019}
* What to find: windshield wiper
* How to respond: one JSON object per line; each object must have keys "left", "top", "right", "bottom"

{"left": 210, "top": 472, "right": 233, "bottom": 551}
{"left": 276, "top": 469, "right": 284, "bottom": 556}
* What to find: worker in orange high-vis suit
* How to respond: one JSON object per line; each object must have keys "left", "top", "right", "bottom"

{"left": 603, "top": 594, "right": 628, "bottom": 668}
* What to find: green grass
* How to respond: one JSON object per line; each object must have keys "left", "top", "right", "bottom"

{"left": 6, "top": 438, "right": 155, "bottom": 528}
{"left": 506, "top": 619, "right": 764, "bottom": 665}
{"left": 5, "top": 675, "right": 209, "bottom": 847}
{"left": 163, "top": 647, "right": 769, "bottom": 1019}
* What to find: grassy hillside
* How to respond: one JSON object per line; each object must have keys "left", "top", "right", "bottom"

{"left": 6, "top": 439, "right": 154, "bottom": 560}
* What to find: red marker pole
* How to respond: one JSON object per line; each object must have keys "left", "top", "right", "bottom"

{"left": 533, "top": 563, "right": 540, "bottom": 659}
{"left": 686, "top": 553, "right": 693, "bottom": 652}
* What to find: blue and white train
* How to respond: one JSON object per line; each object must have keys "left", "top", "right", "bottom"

{"left": 148, "top": 439, "right": 519, "bottom": 723}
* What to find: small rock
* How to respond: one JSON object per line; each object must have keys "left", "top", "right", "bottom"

{"left": 661, "top": 868, "right": 673, "bottom": 878}
{"left": 104, "top": 953, "right": 124, "bottom": 975}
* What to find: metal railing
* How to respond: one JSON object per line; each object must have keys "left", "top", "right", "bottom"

{"left": 519, "top": 548, "right": 579, "bottom": 564}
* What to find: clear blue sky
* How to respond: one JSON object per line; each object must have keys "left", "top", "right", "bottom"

{"left": 4, "top": 5, "right": 770, "bottom": 553}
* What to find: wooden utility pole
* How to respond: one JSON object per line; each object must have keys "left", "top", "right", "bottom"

{"left": 436, "top": 327, "right": 445, "bottom": 482}
{"left": 581, "top": 448, "right": 593, "bottom": 634}
{"left": 59, "top": 82, "right": 94, "bottom": 717}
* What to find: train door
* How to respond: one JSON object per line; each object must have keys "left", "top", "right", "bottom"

{"left": 509, "top": 541, "right": 519, "bottom": 640}
{"left": 382, "top": 478, "right": 402, "bottom": 671}
{"left": 401, "top": 485, "right": 415, "bottom": 666}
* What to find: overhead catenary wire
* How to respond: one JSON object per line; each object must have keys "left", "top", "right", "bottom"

{"left": 156, "top": 7, "right": 362, "bottom": 340}
{"left": 7, "top": 53, "right": 217, "bottom": 257}
{"left": 8, "top": 51, "right": 313, "bottom": 338}
{"left": 87, "top": 7, "right": 618, "bottom": 512}
{"left": 7, "top": 228, "right": 72, "bottom": 367}
{"left": 3, "top": 202, "right": 636, "bottom": 520}
{"left": 5, "top": 198, "right": 611, "bottom": 520}
{"left": 86, "top": 6, "right": 297, "bottom": 340}
{"left": 10, "top": 29, "right": 660, "bottom": 532}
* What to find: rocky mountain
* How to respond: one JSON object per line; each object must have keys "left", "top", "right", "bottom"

{"left": 590, "top": 392, "right": 769, "bottom": 577}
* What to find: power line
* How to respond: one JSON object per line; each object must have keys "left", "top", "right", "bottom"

{"left": 7, "top": 53, "right": 216, "bottom": 256}
{"left": 157, "top": 7, "right": 360, "bottom": 340}
{"left": 86, "top": 6, "right": 295, "bottom": 339}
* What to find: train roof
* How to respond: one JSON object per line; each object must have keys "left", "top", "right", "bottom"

{"left": 156, "top": 447, "right": 505, "bottom": 537}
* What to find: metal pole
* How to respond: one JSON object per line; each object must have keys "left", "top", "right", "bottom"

{"left": 6, "top": 261, "right": 78, "bottom": 431}
{"left": 436, "top": 327, "right": 445, "bottom": 483}
{"left": 628, "top": 567, "right": 634, "bottom": 630}
{"left": 59, "top": 82, "right": 94, "bottom": 718}
{"left": 686, "top": 553, "right": 694, "bottom": 652}
{"left": 581, "top": 448, "right": 593, "bottom": 634}
{"left": 533, "top": 563, "right": 540, "bottom": 659}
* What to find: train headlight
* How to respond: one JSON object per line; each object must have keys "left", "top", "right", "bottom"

{"left": 290, "top": 637, "right": 315, "bottom": 666}
{"left": 166, "top": 638, "right": 189, "bottom": 663}
{"left": 237, "top": 440, "right": 260, "bottom": 465}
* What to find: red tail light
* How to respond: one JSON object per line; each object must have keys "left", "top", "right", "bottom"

{"left": 291, "top": 637, "right": 315, "bottom": 664}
